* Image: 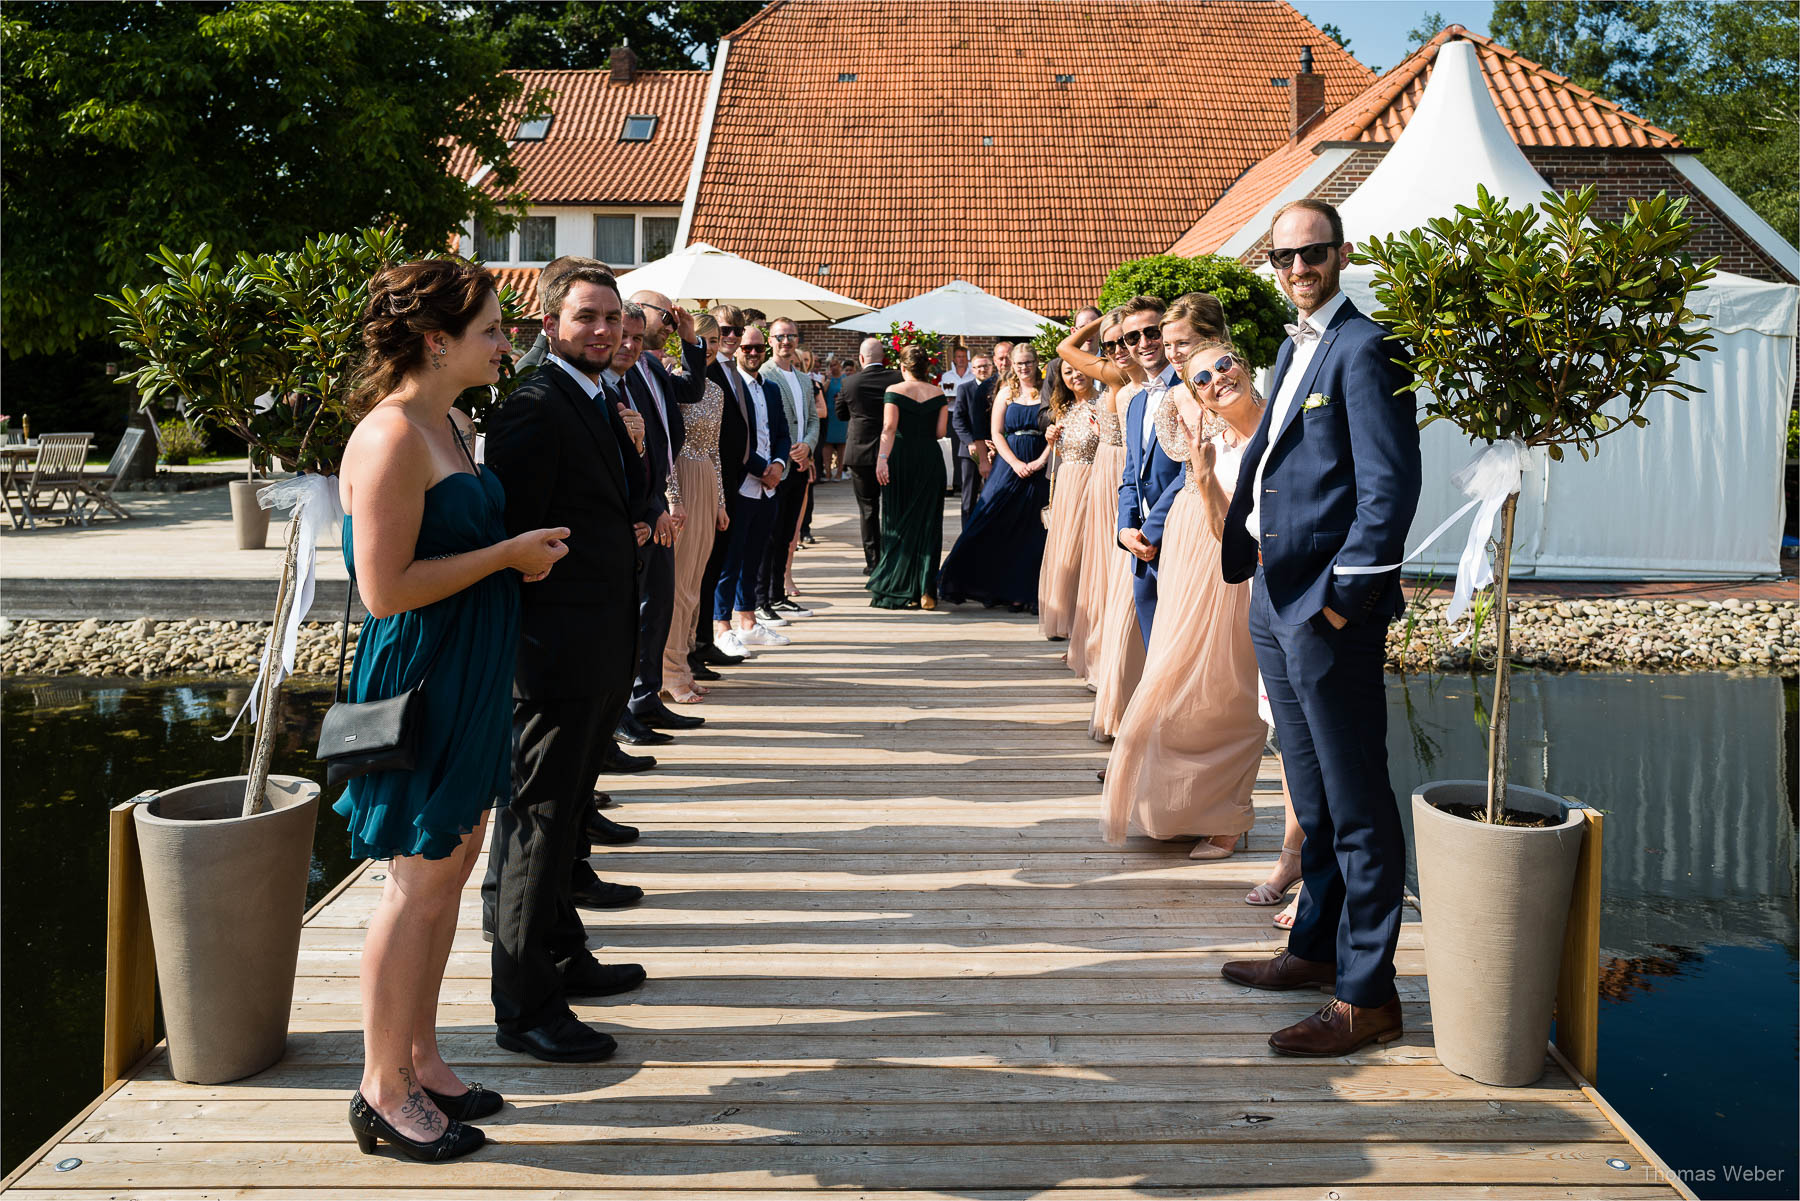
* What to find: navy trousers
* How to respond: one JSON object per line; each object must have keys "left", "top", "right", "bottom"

{"left": 1131, "top": 561, "right": 1158, "bottom": 648}
{"left": 714, "top": 492, "right": 777, "bottom": 619}
{"left": 1248, "top": 577, "right": 1405, "bottom": 1008}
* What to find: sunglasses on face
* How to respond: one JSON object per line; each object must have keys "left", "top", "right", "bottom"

{"left": 1266, "top": 241, "right": 1339, "bottom": 270}
{"left": 742, "top": 345, "right": 768, "bottom": 356}
{"left": 1120, "top": 327, "right": 1162, "bottom": 348}
{"left": 772, "top": 332, "right": 800, "bottom": 342}
{"left": 1190, "top": 354, "right": 1240, "bottom": 388}
{"left": 719, "top": 325, "right": 743, "bottom": 338}
{"left": 1100, "top": 338, "right": 1122, "bottom": 355}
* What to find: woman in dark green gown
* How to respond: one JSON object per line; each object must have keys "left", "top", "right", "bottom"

{"left": 868, "top": 345, "right": 950, "bottom": 609}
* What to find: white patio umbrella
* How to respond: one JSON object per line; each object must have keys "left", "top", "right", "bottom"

{"left": 613, "top": 243, "right": 872, "bottom": 321}
{"left": 830, "top": 280, "right": 1055, "bottom": 336}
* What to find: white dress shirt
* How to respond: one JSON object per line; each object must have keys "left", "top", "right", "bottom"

{"left": 738, "top": 381, "right": 776, "bottom": 500}
{"left": 1137, "top": 363, "right": 1177, "bottom": 456}
{"left": 551, "top": 352, "right": 603, "bottom": 400}
{"left": 1245, "top": 290, "right": 1350, "bottom": 542}
{"left": 939, "top": 365, "right": 975, "bottom": 397}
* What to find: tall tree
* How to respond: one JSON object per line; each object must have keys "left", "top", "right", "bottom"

{"left": 1, "top": 1, "right": 542, "bottom": 357}
{"left": 1490, "top": 0, "right": 1798, "bottom": 245}
{"left": 1406, "top": 9, "right": 1449, "bottom": 49}
{"left": 462, "top": 1, "right": 765, "bottom": 70}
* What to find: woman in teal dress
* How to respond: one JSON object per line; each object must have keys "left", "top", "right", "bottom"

{"left": 868, "top": 344, "right": 949, "bottom": 608}
{"left": 334, "top": 261, "right": 571, "bottom": 1161}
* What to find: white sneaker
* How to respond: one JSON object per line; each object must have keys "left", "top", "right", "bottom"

{"left": 715, "top": 630, "right": 753, "bottom": 658}
{"left": 735, "top": 622, "right": 790, "bottom": 647}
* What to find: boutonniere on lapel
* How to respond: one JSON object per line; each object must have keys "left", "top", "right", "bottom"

{"left": 1302, "top": 392, "right": 1333, "bottom": 411}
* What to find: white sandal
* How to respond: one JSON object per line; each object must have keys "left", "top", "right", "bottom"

{"left": 1245, "top": 845, "right": 1302, "bottom": 906}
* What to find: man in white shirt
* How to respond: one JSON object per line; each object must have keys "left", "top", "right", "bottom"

{"left": 756, "top": 318, "right": 819, "bottom": 622}
{"left": 712, "top": 327, "right": 792, "bottom": 648}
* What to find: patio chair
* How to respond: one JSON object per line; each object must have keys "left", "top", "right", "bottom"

{"left": 71, "top": 427, "right": 144, "bottom": 521}
{"left": 7, "top": 433, "right": 93, "bottom": 529}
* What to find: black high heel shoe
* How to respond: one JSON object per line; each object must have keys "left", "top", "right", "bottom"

{"left": 425, "top": 1082, "right": 505, "bottom": 1121}
{"left": 348, "top": 1092, "right": 486, "bottom": 1161}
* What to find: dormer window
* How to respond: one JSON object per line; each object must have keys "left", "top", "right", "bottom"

{"left": 837, "top": 72, "right": 856, "bottom": 82}
{"left": 621, "top": 114, "right": 658, "bottom": 142}
{"left": 515, "top": 113, "right": 553, "bottom": 140}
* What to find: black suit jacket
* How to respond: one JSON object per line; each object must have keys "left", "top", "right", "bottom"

{"left": 485, "top": 362, "right": 641, "bottom": 700}
{"left": 710, "top": 360, "right": 752, "bottom": 493}
{"left": 620, "top": 369, "right": 674, "bottom": 522}
{"left": 835, "top": 365, "right": 903, "bottom": 469}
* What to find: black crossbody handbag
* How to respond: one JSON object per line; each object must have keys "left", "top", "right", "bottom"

{"left": 315, "top": 418, "right": 479, "bottom": 787}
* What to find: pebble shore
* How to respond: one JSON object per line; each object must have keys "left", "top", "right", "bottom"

{"left": 1, "top": 597, "right": 1795, "bottom": 679}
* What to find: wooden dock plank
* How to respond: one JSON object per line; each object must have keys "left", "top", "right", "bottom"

{"left": 3, "top": 491, "right": 1681, "bottom": 1198}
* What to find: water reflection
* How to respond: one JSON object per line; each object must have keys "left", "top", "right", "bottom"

{"left": 1388, "top": 671, "right": 1799, "bottom": 1201}
{"left": 0, "top": 677, "right": 340, "bottom": 1174}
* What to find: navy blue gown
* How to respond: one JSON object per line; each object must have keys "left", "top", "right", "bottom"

{"left": 937, "top": 399, "right": 1049, "bottom": 611}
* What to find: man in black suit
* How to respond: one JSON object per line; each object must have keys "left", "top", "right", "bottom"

{"left": 482, "top": 265, "right": 649, "bottom": 1064}
{"left": 614, "top": 292, "right": 709, "bottom": 740}
{"left": 949, "top": 340, "right": 1012, "bottom": 524}
{"left": 835, "top": 336, "right": 902, "bottom": 571}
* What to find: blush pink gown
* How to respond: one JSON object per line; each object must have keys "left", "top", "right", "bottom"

{"left": 1068, "top": 405, "right": 1127, "bottom": 680}
{"left": 1037, "top": 401, "right": 1098, "bottom": 640}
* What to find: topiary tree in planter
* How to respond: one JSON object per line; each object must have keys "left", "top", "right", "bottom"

{"left": 1355, "top": 184, "right": 1716, "bottom": 1087}
{"left": 1356, "top": 185, "right": 1717, "bottom": 823}
{"left": 1096, "top": 253, "right": 1294, "bottom": 369}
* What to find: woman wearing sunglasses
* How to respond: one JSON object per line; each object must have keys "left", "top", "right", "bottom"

{"left": 1101, "top": 310, "right": 1265, "bottom": 858}
{"left": 1060, "top": 309, "right": 1143, "bottom": 688}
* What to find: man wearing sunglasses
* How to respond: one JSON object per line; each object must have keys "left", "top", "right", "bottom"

{"left": 1114, "top": 295, "right": 1184, "bottom": 646}
{"left": 1217, "top": 198, "right": 1421, "bottom": 1059}
{"left": 690, "top": 305, "right": 754, "bottom": 671}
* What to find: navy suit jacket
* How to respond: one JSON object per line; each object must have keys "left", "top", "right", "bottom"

{"left": 949, "top": 375, "right": 991, "bottom": 455}
{"left": 1116, "top": 370, "right": 1185, "bottom": 576}
{"left": 1221, "top": 296, "right": 1421, "bottom": 625}
{"left": 729, "top": 379, "right": 793, "bottom": 497}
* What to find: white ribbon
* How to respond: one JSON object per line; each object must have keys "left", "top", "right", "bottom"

{"left": 217, "top": 474, "right": 344, "bottom": 740}
{"left": 1331, "top": 438, "right": 1528, "bottom": 636}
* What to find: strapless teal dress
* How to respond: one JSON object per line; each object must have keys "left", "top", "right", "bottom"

{"left": 333, "top": 469, "right": 519, "bottom": 861}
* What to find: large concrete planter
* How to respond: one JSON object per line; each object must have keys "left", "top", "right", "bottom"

{"left": 134, "top": 775, "right": 319, "bottom": 1083}
{"left": 1412, "top": 780, "right": 1586, "bottom": 1087}
{"left": 228, "top": 479, "right": 270, "bottom": 550}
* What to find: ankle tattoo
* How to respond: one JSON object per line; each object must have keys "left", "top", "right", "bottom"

{"left": 396, "top": 1068, "right": 444, "bottom": 1134}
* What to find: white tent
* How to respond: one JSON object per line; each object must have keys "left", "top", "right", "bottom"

{"left": 831, "top": 280, "right": 1054, "bottom": 336}
{"left": 614, "top": 243, "right": 872, "bottom": 322}
{"left": 1308, "top": 40, "right": 1799, "bottom": 579}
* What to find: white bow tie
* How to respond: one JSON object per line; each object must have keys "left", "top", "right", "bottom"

{"left": 1284, "top": 322, "right": 1320, "bottom": 347}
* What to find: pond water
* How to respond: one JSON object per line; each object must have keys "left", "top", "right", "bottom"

{"left": 1, "top": 671, "right": 1795, "bottom": 1194}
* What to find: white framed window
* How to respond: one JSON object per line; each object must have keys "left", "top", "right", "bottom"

{"left": 591, "top": 211, "right": 682, "bottom": 268}
{"left": 518, "top": 215, "right": 557, "bottom": 262}
{"left": 641, "top": 216, "right": 677, "bottom": 263}
{"left": 473, "top": 218, "right": 510, "bottom": 263}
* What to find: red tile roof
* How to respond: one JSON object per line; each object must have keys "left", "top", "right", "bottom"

{"left": 489, "top": 267, "right": 542, "bottom": 319}
{"left": 686, "top": 0, "right": 1376, "bottom": 314}
{"left": 447, "top": 69, "right": 709, "bottom": 205}
{"left": 1170, "top": 26, "right": 1683, "bottom": 256}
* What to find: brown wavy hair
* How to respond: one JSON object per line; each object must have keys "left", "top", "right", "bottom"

{"left": 898, "top": 343, "right": 934, "bottom": 379}
{"left": 348, "top": 260, "right": 498, "bottom": 416}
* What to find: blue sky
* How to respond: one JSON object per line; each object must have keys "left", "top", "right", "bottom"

{"left": 1298, "top": 1, "right": 1495, "bottom": 75}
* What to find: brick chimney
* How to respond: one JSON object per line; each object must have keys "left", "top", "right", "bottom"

{"left": 1291, "top": 46, "right": 1326, "bottom": 140}
{"left": 609, "top": 43, "right": 637, "bottom": 85}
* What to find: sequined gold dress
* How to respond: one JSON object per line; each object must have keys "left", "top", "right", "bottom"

{"left": 662, "top": 378, "right": 727, "bottom": 694}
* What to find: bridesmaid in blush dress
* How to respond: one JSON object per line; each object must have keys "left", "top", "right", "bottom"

{"left": 1100, "top": 338, "right": 1266, "bottom": 854}
{"left": 1063, "top": 311, "right": 1142, "bottom": 681}
{"left": 661, "top": 314, "right": 729, "bottom": 702}
{"left": 1037, "top": 358, "right": 1100, "bottom": 640}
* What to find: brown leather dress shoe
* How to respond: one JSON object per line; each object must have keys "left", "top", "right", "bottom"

{"left": 1220, "top": 948, "right": 1335, "bottom": 992}
{"left": 1268, "top": 996, "right": 1404, "bottom": 1057}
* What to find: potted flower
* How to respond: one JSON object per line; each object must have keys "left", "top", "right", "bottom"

{"left": 1356, "top": 186, "right": 1716, "bottom": 1085}
{"left": 102, "top": 228, "right": 517, "bottom": 1083}
{"left": 887, "top": 320, "right": 944, "bottom": 378}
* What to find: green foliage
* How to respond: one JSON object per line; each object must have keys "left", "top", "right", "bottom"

{"left": 104, "top": 227, "right": 527, "bottom": 476}
{"left": 156, "top": 419, "right": 209, "bottom": 466}
{"left": 1030, "top": 322, "right": 1070, "bottom": 368}
{"left": 884, "top": 321, "right": 945, "bottom": 375}
{"left": 1355, "top": 186, "right": 1717, "bottom": 460}
{"left": 461, "top": 1, "right": 760, "bottom": 69}
{"left": 1313, "top": 19, "right": 1353, "bottom": 56}
{"left": 1, "top": 1, "right": 543, "bottom": 357}
{"left": 1489, "top": 0, "right": 1799, "bottom": 246}
{"left": 1096, "top": 254, "right": 1294, "bottom": 369}
{"left": 1406, "top": 9, "right": 1449, "bottom": 49}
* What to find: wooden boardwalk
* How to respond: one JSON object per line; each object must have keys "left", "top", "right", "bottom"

{"left": 7, "top": 486, "right": 1686, "bottom": 1198}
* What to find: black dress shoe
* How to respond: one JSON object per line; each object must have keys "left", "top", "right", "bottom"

{"left": 424, "top": 1082, "right": 505, "bottom": 1122}
{"left": 614, "top": 713, "right": 674, "bottom": 746}
{"left": 349, "top": 1092, "right": 485, "bottom": 1160}
{"left": 688, "top": 659, "right": 723, "bottom": 681}
{"left": 562, "top": 957, "right": 648, "bottom": 997}
{"left": 598, "top": 747, "right": 656, "bottom": 773}
{"left": 572, "top": 879, "right": 644, "bottom": 909}
{"left": 633, "top": 701, "right": 704, "bottom": 731}
{"left": 495, "top": 1013, "right": 618, "bottom": 1063}
{"left": 695, "top": 643, "right": 746, "bottom": 667}
{"left": 593, "top": 789, "right": 619, "bottom": 808}
{"left": 584, "top": 811, "right": 639, "bottom": 845}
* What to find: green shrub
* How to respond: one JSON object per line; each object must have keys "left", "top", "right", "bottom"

{"left": 156, "top": 418, "right": 208, "bottom": 465}
{"left": 1096, "top": 254, "right": 1293, "bottom": 368}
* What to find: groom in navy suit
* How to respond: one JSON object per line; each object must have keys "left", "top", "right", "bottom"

{"left": 1114, "top": 296, "right": 1185, "bottom": 645}
{"left": 1218, "top": 199, "right": 1421, "bottom": 1057}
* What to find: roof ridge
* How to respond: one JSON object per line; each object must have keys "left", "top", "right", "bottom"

{"left": 1447, "top": 26, "right": 1682, "bottom": 145}
{"left": 504, "top": 67, "right": 711, "bottom": 79}
{"left": 724, "top": 0, "right": 790, "bottom": 41}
